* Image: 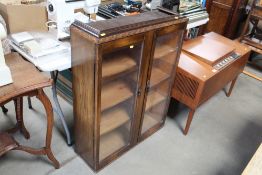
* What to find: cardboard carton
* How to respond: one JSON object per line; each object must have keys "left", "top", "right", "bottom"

{"left": 0, "top": 1, "right": 48, "bottom": 34}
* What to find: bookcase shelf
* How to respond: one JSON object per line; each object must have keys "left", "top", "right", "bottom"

{"left": 101, "top": 80, "right": 133, "bottom": 111}
{"left": 141, "top": 113, "right": 159, "bottom": 134}
{"left": 100, "top": 125, "right": 129, "bottom": 161}
{"left": 102, "top": 54, "right": 137, "bottom": 81}
{"left": 100, "top": 107, "right": 130, "bottom": 136}
{"left": 150, "top": 67, "right": 170, "bottom": 88}
{"left": 154, "top": 44, "right": 177, "bottom": 60}
{"left": 160, "top": 51, "right": 177, "bottom": 65}
{"left": 145, "top": 91, "right": 166, "bottom": 111}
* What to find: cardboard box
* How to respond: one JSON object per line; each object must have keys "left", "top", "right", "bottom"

{"left": 0, "top": 2, "right": 48, "bottom": 34}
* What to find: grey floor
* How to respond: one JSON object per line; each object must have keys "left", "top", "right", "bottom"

{"left": 0, "top": 72, "right": 261, "bottom": 175}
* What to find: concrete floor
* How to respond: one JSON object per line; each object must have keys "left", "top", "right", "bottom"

{"left": 0, "top": 72, "right": 261, "bottom": 175}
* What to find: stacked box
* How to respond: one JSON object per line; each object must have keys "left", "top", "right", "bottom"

{"left": 57, "top": 69, "right": 73, "bottom": 105}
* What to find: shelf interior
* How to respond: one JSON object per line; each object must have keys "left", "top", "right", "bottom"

{"left": 242, "top": 36, "right": 262, "bottom": 50}
{"left": 145, "top": 91, "right": 166, "bottom": 111}
{"left": 141, "top": 99, "right": 167, "bottom": 134}
{"left": 150, "top": 67, "right": 170, "bottom": 88}
{"left": 102, "top": 54, "right": 137, "bottom": 80}
{"left": 99, "top": 124, "right": 130, "bottom": 161}
{"left": 159, "top": 50, "right": 177, "bottom": 65}
{"left": 101, "top": 80, "right": 133, "bottom": 111}
{"left": 141, "top": 113, "right": 159, "bottom": 134}
{"left": 154, "top": 44, "right": 177, "bottom": 60}
{"left": 100, "top": 107, "right": 130, "bottom": 136}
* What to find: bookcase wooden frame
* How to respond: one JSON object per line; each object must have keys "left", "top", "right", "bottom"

{"left": 71, "top": 11, "right": 188, "bottom": 171}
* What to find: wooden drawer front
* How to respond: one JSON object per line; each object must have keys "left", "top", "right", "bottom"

{"left": 199, "top": 53, "right": 248, "bottom": 105}
{"left": 207, "top": 3, "right": 232, "bottom": 34}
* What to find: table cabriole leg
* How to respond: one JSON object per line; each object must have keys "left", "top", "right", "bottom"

{"left": 36, "top": 89, "right": 60, "bottom": 169}
{"left": 7, "top": 97, "right": 30, "bottom": 139}
{"left": 14, "top": 90, "right": 60, "bottom": 169}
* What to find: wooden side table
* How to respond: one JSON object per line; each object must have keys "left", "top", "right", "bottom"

{"left": 0, "top": 53, "right": 60, "bottom": 169}
{"left": 172, "top": 32, "right": 250, "bottom": 135}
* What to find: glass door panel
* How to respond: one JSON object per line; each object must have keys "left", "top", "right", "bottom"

{"left": 99, "top": 42, "right": 143, "bottom": 161}
{"left": 141, "top": 30, "right": 183, "bottom": 135}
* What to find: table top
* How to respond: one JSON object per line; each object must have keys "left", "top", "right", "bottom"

{"left": 187, "top": 18, "right": 209, "bottom": 29}
{"left": 0, "top": 53, "right": 52, "bottom": 105}
{"left": 9, "top": 31, "right": 71, "bottom": 72}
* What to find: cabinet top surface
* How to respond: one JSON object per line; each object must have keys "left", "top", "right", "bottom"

{"left": 179, "top": 32, "right": 251, "bottom": 81}
{"left": 72, "top": 10, "right": 187, "bottom": 38}
{"left": 182, "top": 34, "right": 235, "bottom": 66}
{"left": 204, "top": 32, "right": 251, "bottom": 55}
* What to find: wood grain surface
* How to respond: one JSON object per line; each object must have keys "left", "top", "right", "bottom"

{"left": 0, "top": 53, "right": 51, "bottom": 105}
{"left": 172, "top": 32, "right": 251, "bottom": 135}
{"left": 100, "top": 107, "right": 130, "bottom": 135}
{"left": 183, "top": 36, "right": 235, "bottom": 66}
{"left": 101, "top": 80, "right": 133, "bottom": 111}
{"left": 102, "top": 54, "right": 136, "bottom": 79}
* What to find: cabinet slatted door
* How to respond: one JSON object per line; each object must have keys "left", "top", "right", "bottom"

{"left": 139, "top": 25, "right": 184, "bottom": 138}
{"left": 99, "top": 36, "right": 144, "bottom": 162}
{"left": 205, "top": 0, "right": 249, "bottom": 39}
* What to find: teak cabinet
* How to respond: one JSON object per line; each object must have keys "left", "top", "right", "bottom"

{"left": 205, "top": 0, "right": 248, "bottom": 39}
{"left": 70, "top": 10, "right": 187, "bottom": 171}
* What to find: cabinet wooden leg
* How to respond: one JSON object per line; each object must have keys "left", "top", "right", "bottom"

{"left": 36, "top": 89, "right": 60, "bottom": 169}
{"left": 226, "top": 77, "right": 238, "bottom": 97}
{"left": 183, "top": 109, "right": 195, "bottom": 135}
{"left": 8, "top": 97, "right": 30, "bottom": 139}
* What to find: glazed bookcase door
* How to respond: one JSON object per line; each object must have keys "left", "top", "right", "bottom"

{"left": 140, "top": 27, "right": 184, "bottom": 136}
{"left": 98, "top": 37, "right": 144, "bottom": 162}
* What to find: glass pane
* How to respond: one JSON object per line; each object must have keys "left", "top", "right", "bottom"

{"left": 141, "top": 30, "right": 183, "bottom": 135}
{"left": 99, "top": 42, "right": 143, "bottom": 161}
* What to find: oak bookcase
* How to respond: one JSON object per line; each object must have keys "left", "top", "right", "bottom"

{"left": 71, "top": 10, "right": 187, "bottom": 171}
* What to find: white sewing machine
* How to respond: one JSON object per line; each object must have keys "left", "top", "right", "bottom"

{"left": 0, "top": 23, "right": 13, "bottom": 87}
{"left": 145, "top": 0, "right": 162, "bottom": 10}
{"left": 47, "top": 0, "right": 101, "bottom": 39}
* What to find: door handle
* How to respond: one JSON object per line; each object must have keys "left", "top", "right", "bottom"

{"left": 137, "top": 88, "right": 142, "bottom": 96}
{"left": 146, "top": 80, "right": 150, "bottom": 92}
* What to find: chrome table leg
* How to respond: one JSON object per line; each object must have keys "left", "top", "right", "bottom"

{"left": 51, "top": 71, "right": 72, "bottom": 146}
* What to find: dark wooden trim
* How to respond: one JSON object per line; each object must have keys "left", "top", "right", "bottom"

{"left": 101, "top": 34, "right": 145, "bottom": 54}
{"left": 94, "top": 45, "right": 102, "bottom": 170}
